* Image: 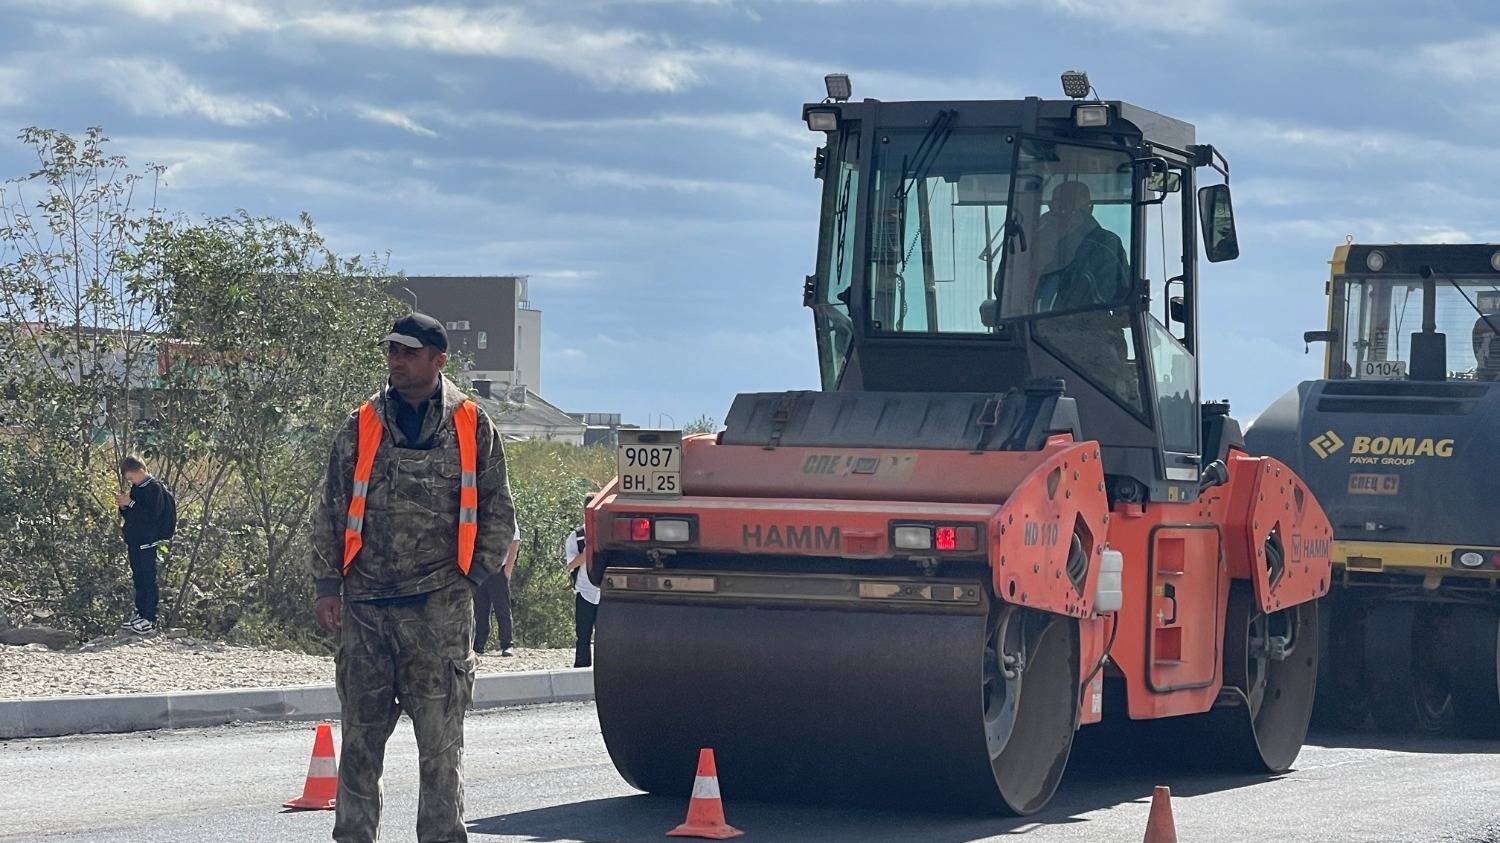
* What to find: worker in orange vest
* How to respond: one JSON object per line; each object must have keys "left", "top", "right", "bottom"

{"left": 309, "top": 311, "right": 516, "bottom": 843}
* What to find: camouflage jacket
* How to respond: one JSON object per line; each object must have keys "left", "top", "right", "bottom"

{"left": 309, "top": 376, "right": 516, "bottom": 602}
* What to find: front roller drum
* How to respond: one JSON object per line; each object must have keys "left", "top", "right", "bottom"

{"left": 595, "top": 592, "right": 1078, "bottom": 814}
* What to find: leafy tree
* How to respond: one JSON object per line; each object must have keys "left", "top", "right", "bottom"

{"left": 0, "top": 127, "right": 611, "bottom": 653}
{"left": 0, "top": 127, "right": 170, "bottom": 627}
{"left": 154, "top": 213, "right": 401, "bottom": 643}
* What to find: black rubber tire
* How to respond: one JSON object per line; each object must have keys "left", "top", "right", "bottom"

{"left": 1447, "top": 606, "right": 1500, "bottom": 739}
{"left": 1365, "top": 603, "right": 1454, "bottom": 734}
{"left": 1312, "top": 594, "right": 1371, "bottom": 731}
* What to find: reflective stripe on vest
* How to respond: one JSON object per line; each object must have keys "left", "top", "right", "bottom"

{"left": 342, "top": 398, "right": 481, "bottom": 575}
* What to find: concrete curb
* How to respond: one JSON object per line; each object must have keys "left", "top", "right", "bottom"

{"left": 0, "top": 668, "right": 593, "bottom": 740}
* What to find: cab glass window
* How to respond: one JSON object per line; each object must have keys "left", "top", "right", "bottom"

{"left": 1032, "top": 308, "right": 1145, "bottom": 415}
{"left": 1339, "top": 277, "right": 1500, "bottom": 380}
{"left": 865, "top": 129, "right": 1014, "bottom": 334}
{"left": 814, "top": 128, "right": 861, "bottom": 388}
{"left": 998, "top": 139, "right": 1133, "bottom": 320}
{"left": 1146, "top": 316, "right": 1197, "bottom": 453}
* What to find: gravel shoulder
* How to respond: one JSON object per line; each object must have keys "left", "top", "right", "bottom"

{"left": 0, "top": 634, "right": 575, "bottom": 699}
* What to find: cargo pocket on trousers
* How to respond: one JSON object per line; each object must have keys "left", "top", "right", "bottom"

{"left": 449, "top": 652, "right": 477, "bottom": 715}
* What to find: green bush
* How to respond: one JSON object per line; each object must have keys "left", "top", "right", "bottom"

{"left": 504, "top": 441, "right": 614, "bottom": 647}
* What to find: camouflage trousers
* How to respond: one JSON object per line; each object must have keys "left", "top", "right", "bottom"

{"left": 333, "top": 578, "right": 478, "bottom": 843}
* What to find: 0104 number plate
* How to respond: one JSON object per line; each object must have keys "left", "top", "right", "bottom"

{"left": 617, "top": 430, "right": 682, "bottom": 497}
{"left": 1359, "top": 359, "right": 1407, "bottom": 380}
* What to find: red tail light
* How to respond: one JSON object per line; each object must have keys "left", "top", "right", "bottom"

{"left": 613, "top": 517, "right": 654, "bottom": 542}
{"left": 935, "top": 527, "right": 957, "bottom": 551}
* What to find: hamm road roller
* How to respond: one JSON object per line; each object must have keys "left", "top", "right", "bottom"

{"left": 1247, "top": 242, "right": 1500, "bottom": 735}
{"left": 586, "top": 72, "right": 1334, "bottom": 815}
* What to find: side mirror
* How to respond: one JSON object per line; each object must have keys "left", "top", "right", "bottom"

{"left": 1198, "top": 184, "right": 1240, "bottom": 263}
{"left": 1146, "top": 170, "right": 1181, "bottom": 194}
{"left": 1169, "top": 295, "right": 1187, "bottom": 324}
{"left": 1138, "top": 158, "right": 1180, "bottom": 206}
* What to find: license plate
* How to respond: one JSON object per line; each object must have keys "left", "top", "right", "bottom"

{"left": 617, "top": 430, "right": 682, "bottom": 497}
{"left": 1348, "top": 473, "right": 1400, "bottom": 495}
{"left": 1359, "top": 359, "right": 1406, "bottom": 380}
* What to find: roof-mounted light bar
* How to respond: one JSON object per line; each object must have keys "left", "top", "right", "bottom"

{"left": 1060, "top": 70, "right": 1091, "bottom": 100}
{"left": 824, "top": 73, "right": 852, "bottom": 103}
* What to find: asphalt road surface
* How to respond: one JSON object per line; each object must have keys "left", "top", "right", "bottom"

{"left": 3, "top": 702, "right": 1499, "bottom": 842}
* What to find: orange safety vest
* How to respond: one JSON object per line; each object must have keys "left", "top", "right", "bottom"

{"left": 342, "top": 398, "right": 480, "bottom": 575}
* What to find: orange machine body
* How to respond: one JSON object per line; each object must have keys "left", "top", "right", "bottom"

{"left": 589, "top": 431, "right": 1332, "bottom": 727}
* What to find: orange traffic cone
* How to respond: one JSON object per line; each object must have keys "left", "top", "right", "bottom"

{"left": 666, "top": 748, "right": 743, "bottom": 839}
{"left": 1143, "top": 785, "right": 1177, "bottom": 843}
{"left": 283, "top": 721, "right": 339, "bottom": 810}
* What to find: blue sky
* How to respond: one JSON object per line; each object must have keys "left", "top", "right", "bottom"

{"left": 3, "top": 0, "right": 1500, "bottom": 427}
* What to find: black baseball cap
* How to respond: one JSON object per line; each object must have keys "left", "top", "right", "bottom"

{"left": 383, "top": 312, "right": 448, "bottom": 352}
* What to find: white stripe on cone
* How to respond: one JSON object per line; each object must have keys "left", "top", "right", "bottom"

{"left": 690, "top": 776, "right": 721, "bottom": 800}
{"left": 307, "top": 757, "right": 338, "bottom": 779}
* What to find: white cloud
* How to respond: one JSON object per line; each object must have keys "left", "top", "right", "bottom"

{"left": 16, "top": 0, "right": 1011, "bottom": 96}
{"left": 14, "top": 1, "right": 702, "bottom": 92}
{"left": 426, "top": 108, "right": 814, "bottom": 158}
{"left": 352, "top": 105, "right": 438, "bottom": 137}
{"left": 296, "top": 5, "right": 700, "bottom": 93}
{"left": 23, "top": 0, "right": 278, "bottom": 31}
{"left": 1195, "top": 115, "right": 1500, "bottom": 172}
{"left": 99, "top": 58, "right": 287, "bottom": 126}
{"left": 489, "top": 159, "right": 803, "bottom": 208}
{"left": 741, "top": 0, "right": 1238, "bottom": 34}
{"left": 1410, "top": 30, "right": 1500, "bottom": 82}
{"left": 1043, "top": 0, "right": 1234, "bottom": 34}
{"left": 0, "top": 66, "right": 24, "bottom": 107}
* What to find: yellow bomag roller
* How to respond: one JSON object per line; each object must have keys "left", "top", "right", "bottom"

{"left": 1249, "top": 242, "right": 1500, "bottom": 736}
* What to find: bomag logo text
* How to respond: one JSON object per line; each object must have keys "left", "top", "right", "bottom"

{"left": 1349, "top": 436, "right": 1454, "bottom": 458}
{"left": 742, "top": 524, "right": 841, "bottom": 551}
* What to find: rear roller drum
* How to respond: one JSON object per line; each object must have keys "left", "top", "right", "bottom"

{"left": 1218, "top": 586, "right": 1320, "bottom": 772}
{"left": 983, "top": 606, "right": 1079, "bottom": 816}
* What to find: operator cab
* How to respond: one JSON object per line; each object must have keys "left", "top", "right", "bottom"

{"left": 1308, "top": 243, "right": 1500, "bottom": 384}
{"left": 803, "top": 72, "right": 1241, "bottom": 503}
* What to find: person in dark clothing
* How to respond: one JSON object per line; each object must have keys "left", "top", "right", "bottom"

{"left": 1031, "top": 180, "right": 1131, "bottom": 314}
{"left": 563, "top": 525, "right": 599, "bottom": 668}
{"left": 474, "top": 522, "right": 522, "bottom": 655}
{"left": 115, "top": 455, "right": 165, "bottom": 634}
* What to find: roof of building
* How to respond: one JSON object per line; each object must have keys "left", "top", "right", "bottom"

{"left": 476, "top": 388, "right": 585, "bottom": 434}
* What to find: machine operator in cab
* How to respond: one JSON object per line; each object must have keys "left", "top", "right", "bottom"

{"left": 1031, "top": 180, "right": 1130, "bottom": 313}
{"left": 1474, "top": 312, "right": 1500, "bottom": 381}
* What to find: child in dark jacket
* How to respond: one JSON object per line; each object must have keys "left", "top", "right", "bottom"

{"left": 115, "top": 455, "right": 165, "bottom": 634}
